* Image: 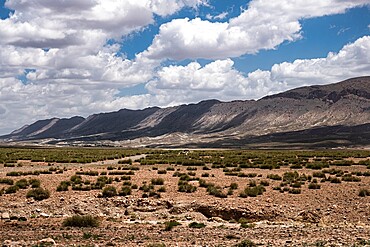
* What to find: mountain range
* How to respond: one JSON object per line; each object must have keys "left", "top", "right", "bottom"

{"left": 2, "top": 76, "right": 370, "bottom": 148}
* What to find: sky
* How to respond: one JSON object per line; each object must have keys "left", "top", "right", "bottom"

{"left": 0, "top": 0, "right": 370, "bottom": 135}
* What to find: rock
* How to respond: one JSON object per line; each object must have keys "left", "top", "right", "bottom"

{"left": 1, "top": 212, "right": 10, "bottom": 220}
{"left": 3, "top": 240, "right": 27, "bottom": 246}
{"left": 40, "top": 213, "right": 50, "bottom": 217}
{"left": 39, "top": 238, "right": 56, "bottom": 246}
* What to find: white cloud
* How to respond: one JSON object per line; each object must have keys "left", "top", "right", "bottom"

{"left": 139, "top": 35, "right": 370, "bottom": 109}
{"left": 142, "top": 0, "right": 370, "bottom": 60}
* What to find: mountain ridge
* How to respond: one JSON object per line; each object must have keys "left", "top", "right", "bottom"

{"left": 2, "top": 76, "right": 370, "bottom": 148}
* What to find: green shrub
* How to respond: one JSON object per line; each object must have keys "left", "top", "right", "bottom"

{"left": 157, "top": 170, "right": 167, "bottom": 174}
{"left": 359, "top": 189, "right": 370, "bottom": 197}
{"left": 102, "top": 186, "right": 117, "bottom": 197}
{"left": 234, "top": 239, "right": 256, "bottom": 247}
{"left": 0, "top": 178, "right": 14, "bottom": 185}
{"left": 164, "top": 220, "right": 181, "bottom": 231}
{"left": 26, "top": 187, "right": 50, "bottom": 200}
{"left": 230, "top": 183, "right": 238, "bottom": 190}
{"left": 29, "top": 179, "right": 41, "bottom": 188}
{"left": 63, "top": 215, "right": 99, "bottom": 227}
{"left": 240, "top": 185, "right": 265, "bottom": 198}
{"left": 188, "top": 222, "right": 206, "bottom": 228}
{"left": 15, "top": 179, "right": 29, "bottom": 189}
{"left": 57, "top": 181, "right": 71, "bottom": 191}
{"left": 119, "top": 186, "right": 132, "bottom": 196}
{"left": 267, "top": 174, "right": 282, "bottom": 180}
{"left": 308, "top": 183, "right": 321, "bottom": 189}
{"left": 178, "top": 181, "right": 197, "bottom": 193}
{"left": 5, "top": 185, "right": 19, "bottom": 194}
{"left": 207, "top": 185, "right": 227, "bottom": 198}
{"left": 157, "top": 186, "right": 166, "bottom": 192}
{"left": 151, "top": 178, "right": 164, "bottom": 185}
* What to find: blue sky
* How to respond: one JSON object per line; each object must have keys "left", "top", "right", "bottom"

{"left": 0, "top": 0, "right": 369, "bottom": 134}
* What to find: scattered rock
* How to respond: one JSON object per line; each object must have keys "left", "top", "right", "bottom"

{"left": 39, "top": 237, "right": 56, "bottom": 246}
{"left": 1, "top": 212, "right": 10, "bottom": 220}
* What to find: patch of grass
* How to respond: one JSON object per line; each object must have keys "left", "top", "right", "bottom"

{"left": 308, "top": 183, "right": 321, "bottom": 190}
{"left": 5, "top": 185, "right": 19, "bottom": 194}
{"left": 178, "top": 181, "right": 197, "bottom": 193}
{"left": 188, "top": 222, "right": 206, "bottom": 228}
{"left": 164, "top": 220, "right": 181, "bottom": 231}
{"left": 29, "top": 179, "right": 41, "bottom": 188}
{"left": 63, "top": 215, "right": 99, "bottom": 227}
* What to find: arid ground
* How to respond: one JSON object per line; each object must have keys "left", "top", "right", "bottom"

{"left": 1, "top": 148, "right": 370, "bottom": 246}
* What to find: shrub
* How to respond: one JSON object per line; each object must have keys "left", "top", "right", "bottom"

{"left": 164, "top": 220, "right": 181, "bottom": 231}
{"left": 102, "top": 186, "right": 117, "bottom": 197}
{"left": 178, "top": 181, "right": 197, "bottom": 193}
{"left": 188, "top": 222, "right": 206, "bottom": 228}
{"left": 0, "top": 178, "right": 14, "bottom": 185}
{"left": 157, "top": 170, "right": 167, "bottom": 174}
{"left": 15, "top": 179, "right": 29, "bottom": 189}
{"left": 157, "top": 186, "right": 166, "bottom": 192}
{"left": 57, "top": 181, "right": 71, "bottom": 191}
{"left": 267, "top": 174, "right": 282, "bottom": 180}
{"left": 308, "top": 183, "right": 321, "bottom": 189}
{"left": 26, "top": 187, "right": 50, "bottom": 201}
{"left": 234, "top": 239, "right": 256, "bottom": 247}
{"left": 240, "top": 185, "right": 265, "bottom": 198}
{"left": 289, "top": 188, "right": 301, "bottom": 194}
{"left": 63, "top": 215, "right": 99, "bottom": 227}
{"left": 119, "top": 186, "right": 132, "bottom": 196}
{"left": 29, "top": 179, "right": 41, "bottom": 188}
{"left": 151, "top": 178, "right": 164, "bottom": 185}
{"left": 5, "top": 185, "right": 19, "bottom": 194}
{"left": 206, "top": 185, "right": 227, "bottom": 198}
{"left": 359, "top": 189, "right": 370, "bottom": 197}
{"left": 230, "top": 183, "right": 238, "bottom": 190}
{"left": 260, "top": 180, "right": 269, "bottom": 186}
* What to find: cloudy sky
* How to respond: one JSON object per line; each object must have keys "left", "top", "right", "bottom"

{"left": 0, "top": 0, "right": 370, "bottom": 135}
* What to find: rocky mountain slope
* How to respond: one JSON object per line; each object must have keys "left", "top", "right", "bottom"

{"left": 2, "top": 76, "right": 370, "bottom": 148}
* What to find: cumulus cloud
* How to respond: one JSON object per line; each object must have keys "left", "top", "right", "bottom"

{"left": 142, "top": 0, "right": 370, "bottom": 60}
{"left": 137, "top": 35, "right": 370, "bottom": 108}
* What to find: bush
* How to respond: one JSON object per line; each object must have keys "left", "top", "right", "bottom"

{"left": 308, "top": 183, "right": 321, "bottom": 189}
{"left": 230, "top": 183, "right": 238, "bottom": 190}
{"left": 164, "top": 220, "right": 181, "bottom": 231}
{"left": 240, "top": 185, "right": 265, "bottom": 198}
{"left": 267, "top": 174, "right": 282, "bottom": 180}
{"left": 234, "top": 239, "right": 256, "bottom": 247}
{"left": 29, "top": 179, "right": 41, "bottom": 188}
{"left": 151, "top": 178, "right": 164, "bottom": 185}
{"left": 188, "top": 222, "right": 206, "bottom": 228}
{"left": 26, "top": 187, "right": 50, "bottom": 200}
{"left": 178, "top": 181, "right": 197, "bottom": 193}
{"left": 63, "top": 215, "right": 99, "bottom": 227}
{"left": 119, "top": 186, "right": 132, "bottom": 196}
{"left": 15, "top": 179, "right": 29, "bottom": 189}
{"left": 57, "top": 181, "right": 71, "bottom": 191}
{"left": 102, "top": 186, "right": 117, "bottom": 197}
{"left": 359, "top": 189, "right": 370, "bottom": 197}
{"left": 0, "top": 178, "right": 14, "bottom": 185}
{"left": 207, "top": 185, "right": 227, "bottom": 198}
{"left": 157, "top": 170, "right": 167, "bottom": 174}
{"left": 5, "top": 185, "right": 19, "bottom": 194}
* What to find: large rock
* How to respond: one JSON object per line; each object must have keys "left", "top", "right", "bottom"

{"left": 1, "top": 212, "right": 10, "bottom": 220}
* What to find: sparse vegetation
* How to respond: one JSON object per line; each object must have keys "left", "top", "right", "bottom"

{"left": 26, "top": 187, "right": 50, "bottom": 201}
{"left": 63, "top": 215, "right": 99, "bottom": 227}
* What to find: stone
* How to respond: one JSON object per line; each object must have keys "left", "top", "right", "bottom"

{"left": 39, "top": 238, "right": 56, "bottom": 246}
{"left": 1, "top": 212, "right": 10, "bottom": 220}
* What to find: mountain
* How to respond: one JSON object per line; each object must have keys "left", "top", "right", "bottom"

{"left": 2, "top": 76, "right": 370, "bottom": 148}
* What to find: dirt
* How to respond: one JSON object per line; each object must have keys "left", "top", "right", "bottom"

{"left": 1, "top": 156, "right": 370, "bottom": 246}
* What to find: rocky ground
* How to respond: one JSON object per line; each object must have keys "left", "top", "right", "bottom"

{"left": 1, "top": 155, "right": 370, "bottom": 246}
